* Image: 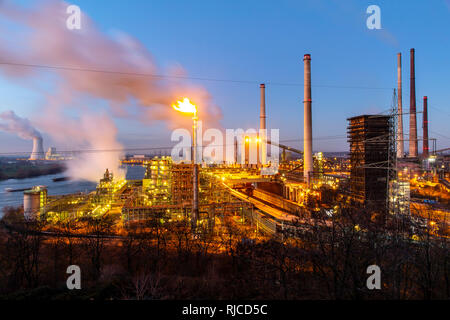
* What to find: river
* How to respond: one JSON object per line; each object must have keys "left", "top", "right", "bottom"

{"left": 0, "top": 173, "right": 96, "bottom": 217}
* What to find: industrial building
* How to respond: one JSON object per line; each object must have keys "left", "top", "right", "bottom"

{"left": 347, "top": 115, "right": 391, "bottom": 206}
{"left": 18, "top": 50, "right": 448, "bottom": 240}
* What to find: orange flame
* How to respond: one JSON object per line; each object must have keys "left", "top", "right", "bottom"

{"left": 172, "top": 98, "right": 197, "bottom": 114}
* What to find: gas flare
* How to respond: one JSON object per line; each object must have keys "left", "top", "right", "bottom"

{"left": 172, "top": 98, "right": 197, "bottom": 114}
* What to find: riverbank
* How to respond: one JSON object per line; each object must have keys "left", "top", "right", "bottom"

{"left": 0, "top": 173, "right": 96, "bottom": 216}
{"left": 0, "top": 159, "right": 66, "bottom": 181}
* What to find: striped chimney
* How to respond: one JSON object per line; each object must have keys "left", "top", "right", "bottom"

{"left": 423, "top": 96, "right": 429, "bottom": 157}
{"left": 409, "top": 48, "right": 418, "bottom": 158}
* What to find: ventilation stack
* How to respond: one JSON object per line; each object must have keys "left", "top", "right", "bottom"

{"left": 234, "top": 137, "right": 238, "bottom": 164}
{"left": 397, "top": 53, "right": 404, "bottom": 158}
{"left": 29, "top": 136, "right": 44, "bottom": 160}
{"left": 260, "top": 83, "right": 267, "bottom": 165}
{"left": 423, "top": 96, "right": 429, "bottom": 157}
{"left": 303, "top": 54, "right": 313, "bottom": 184}
{"left": 409, "top": 48, "right": 418, "bottom": 158}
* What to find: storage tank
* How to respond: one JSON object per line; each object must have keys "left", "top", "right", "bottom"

{"left": 23, "top": 185, "right": 47, "bottom": 219}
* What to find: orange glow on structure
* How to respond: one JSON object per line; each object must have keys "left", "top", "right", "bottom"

{"left": 172, "top": 98, "right": 197, "bottom": 114}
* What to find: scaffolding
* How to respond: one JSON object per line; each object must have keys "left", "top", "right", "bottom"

{"left": 347, "top": 114, "right": 391, "bottom": 206}
{"left": 347, "top": 89, "right": 413, "bottom": 225}
{"left": 171, "top": 163, "right": 195, "bottom": 205}
{"left": 388, "top": 91, "right": 410, "bottom": 217}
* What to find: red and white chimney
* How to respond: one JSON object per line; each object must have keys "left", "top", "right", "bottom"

{"left": 409, "top": 48, "right": 418, "bottom": 158}
{"left": 423, "top": 96, "right": 429, "bottom": 157}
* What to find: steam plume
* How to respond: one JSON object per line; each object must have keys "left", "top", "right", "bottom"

{"left": 0, "top": 0, "right": 222, "bottom": 127}
{"left": 0, "top": 110, "right": 42, "bottom": 140}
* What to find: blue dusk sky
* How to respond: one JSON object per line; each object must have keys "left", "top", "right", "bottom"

{"left": 0, "top": 0, "right": 449, "bottom": 154}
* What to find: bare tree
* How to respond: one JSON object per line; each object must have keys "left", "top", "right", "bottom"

{"left": 81, "top": 215, "right": 115, "bottom": 281}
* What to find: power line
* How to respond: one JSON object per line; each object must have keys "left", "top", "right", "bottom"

{"left": 430, "top": 106, "right": 450, "bottom": 117}
{"left": 280, "top": 136, "right": 347, "bottom": 143}
{"left": 0, "top": 135, "right": 349, "bottom": 156}
{"left": 0, "top": 61, "right": 394, "bottom": 90}
{"left": 430, "top": 130, "right": 450, "bottom": 140}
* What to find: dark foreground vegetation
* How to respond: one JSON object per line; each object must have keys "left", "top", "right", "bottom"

{"left": 0, "top": 159, "right": 65, "bottom": 180}
{"left": 0, "top": 206, "right": 448, "bottom": 300}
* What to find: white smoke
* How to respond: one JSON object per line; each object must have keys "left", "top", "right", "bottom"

{"left": 0, "top": 110, "right": 42, "bottom": 140}
{"left": 60, "top": 111, "right": 125, "bottom": 182}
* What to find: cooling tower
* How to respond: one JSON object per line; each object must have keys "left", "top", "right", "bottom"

{"left": 29, "top": 136, "right": 44, "bottom": 160}
{"left": 303, "top": 54, "right": 313, "bottom": 184}
{"left": 409, "top": 48, "right": 418, "bottom": 158}
{"left": 423, "top": 96, "right": 429, "bottom": 157}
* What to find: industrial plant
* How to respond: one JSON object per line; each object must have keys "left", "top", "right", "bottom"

{"left": 0, "top": 43, "right": 449, "bottom": 303}
{"left": 17, "top": 50, "right": 449, "bottom": 244}
{"left": 2, "top": 0, "right": 450, "bottom": 309}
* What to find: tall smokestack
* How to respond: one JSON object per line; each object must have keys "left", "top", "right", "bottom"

{"left": 409, "top": 48, "right": 418, "bottom": 158}
{"left": 29, "top": 136, "right": 44, "bottom": 160}
{"left": 234, "top": 137, "right": 238, "bottom": 164}
{"left": 260, "top": 83, "right": 267, "bottom": 165}
{"left": 303, "top": 54, "right": 313, "bottom": 184}
{"left": 397, "top": 53, "right": 404, "bottom": 158}
{"left": 423, "top": 96, "right": 429, "bottom": 157}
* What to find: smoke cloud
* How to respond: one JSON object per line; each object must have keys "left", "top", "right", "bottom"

{"left": 0, "top": 110, "right": 42, "bottom": 140}
{"left": 60, "top": 111, "right": 125, "bottom": 182}
{"left": 0, "top": 0, "right": 222, "bottom": 181}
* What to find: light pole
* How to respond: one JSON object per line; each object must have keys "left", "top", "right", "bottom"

{"left": 192, "top": 108, "right": 199, "bottom": 226}
{"left": 172, "top": 98, "right": 199, "bottom": 227}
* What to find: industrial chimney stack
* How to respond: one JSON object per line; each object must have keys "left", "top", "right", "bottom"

{"left": 423, "top": 96, "right": 429, "bottom": 157}
{"left": 303, "top": 54, "right": 313, "bottom": 184}
{"left": 397, "top": 53, "right": 404, "bottom": 158}
{"left": 260, "top": 83, "right": 267, "bottom": 165}
{"left": 29, "top": 136, "right": 44, "bottom": 160}
{"left": 409, "top": 48, "right": 418, "bottom": 158}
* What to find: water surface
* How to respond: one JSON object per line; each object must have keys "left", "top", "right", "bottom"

{"left": 0, "top": 173, "right": 96, "bottom": 217}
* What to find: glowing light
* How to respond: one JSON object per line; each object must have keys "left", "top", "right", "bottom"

{"left": 172, "top": 98, "right": 197, "bottom": 114}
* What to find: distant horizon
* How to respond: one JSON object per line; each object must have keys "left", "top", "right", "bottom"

{"left": 1, "top": 0, "right": 449, "bottom": 155}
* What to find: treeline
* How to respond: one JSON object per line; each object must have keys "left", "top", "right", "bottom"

{"left": 0, "top": 160, "right": 65, "bottom": 180}
{"left": 0, "top": 205, "right": 448, "bottom": 300}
